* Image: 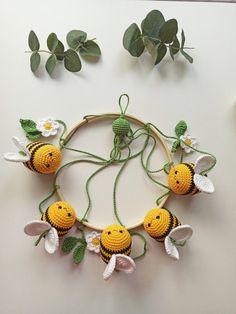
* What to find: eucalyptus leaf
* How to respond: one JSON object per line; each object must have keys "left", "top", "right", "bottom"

{"left": 28, "top": 30, "right": 40, "bottom": 51}
{"left": 175, "top": 120, "right": 187, "bottom": 137}
{"left": 143, "top": 37, "right": 158, "bottom": 60}
{"left": 154, "top": 44, "right": 167, "bottom": 65}
{"left": 171, "top": 36, "right": 180, "bottom": 55}
{"left": 141, "top": 10, "right": 165, "bottom": 38}
{"left": 66, "top": 30, "right": 87, "bottom": 50}
{"left": 45, "top": 54, "right": 57, "bottom": 75}
{"left": 73, "top": 242, "right": 86, "bottom": 264}
{"left": 47, "top": 33, "right": 58, "bottom": 52}
{"left": 62, "top": 237, "right": 80, "bottom": 253}
{"left": 30, "top": 52, "right": 40, "bottom": 72}
{"left": 64, "top": 49, "right": 81, "bottom": 72}
{"left": 159, "top": 19, "right": 178, "bottom": 44}
{"left": 55, "top": 40, "right": 65, "bottom": 60}
{"left": 79, "top": 40, "right": 101, "bottom": 58}
{"left": 171, "top": 140, "right": 181, "bottom": 153}
{"left": 123, "top": 23, "right": 145, "bottom": 57}
{"left": 181, "top": 29, "right": 185, "bottom": 49}
{"left": 180, "top": 49, "right": 193, "bottom": 64}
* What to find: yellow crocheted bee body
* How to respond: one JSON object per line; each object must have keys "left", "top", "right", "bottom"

{"left": 42, "top": 201, "right": 76, "bottom": 236}
{"left": 144, "top": 208, "right": 180, "bottom": 242}
{"left": 168, "top": 163, "right": 198, "bottom": 195}
{"left": 24, "top": 142, "right": 62, "bottom": 174}
{"left": 100, "top": 224, "right": 132, "bottom": 263}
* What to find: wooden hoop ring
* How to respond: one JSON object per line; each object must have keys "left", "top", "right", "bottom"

{"left": 55, "top": 113, "right": 172, "bottom": 231}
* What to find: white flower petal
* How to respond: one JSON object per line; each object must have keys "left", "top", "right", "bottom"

{"left": 41, "top": 130, "right": 52, "bottom": 137}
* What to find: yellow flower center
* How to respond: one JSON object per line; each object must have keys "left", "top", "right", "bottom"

{"left": 184, "top": 139, "right": 192, "bottom": 146}
{"left": 91, "top": 237, "right": 100, "bottom": 246}
{"left": 44, "top": 122, "right": 53, "bottom": 130}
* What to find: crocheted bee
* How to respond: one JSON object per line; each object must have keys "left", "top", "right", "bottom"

{"left": 168, "top": 155, "right": 215, "bottom": 195}
{"left": 4, "top": 136, "right": 62, "bottom": 174}
{"left": 100, "top": 224, "right": 136, "bottom": 280}
{"left": 24, "top": 201, "right": 76, "bottom": 253}
{"left": 144, "top": 208, "right": 193, "bottom": 260}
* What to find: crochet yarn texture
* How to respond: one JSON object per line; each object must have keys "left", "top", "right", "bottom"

{"left": 42, "top": 201, "right": 76, "bottom": 236}
{"left": 100, "top": 224, "right": 132, "bottom": 263}
{"left": 144, "top": 208, "right": 181, "bottom": 242}
{"left": 112, "top": 117, "right": 131, "bottom": 136}
{"left": 168, "top": 163, "right": 198, "bottom": 195}
{"left": 24, "top": 142, "right": 62, "bottom": 174}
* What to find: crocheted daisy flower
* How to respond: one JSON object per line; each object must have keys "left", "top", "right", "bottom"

{"left": 180, "top": 132, "right": 197, "bottom": 153}
{"left": 36, "top": 117, "right": 60, "bottom": 137}
{"left": 86, "top": 231, "right": 101, "bottom": 253}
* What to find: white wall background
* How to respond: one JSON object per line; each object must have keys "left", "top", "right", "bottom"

{"left": 0, "top": 1, "right": 236, "bottom": 313}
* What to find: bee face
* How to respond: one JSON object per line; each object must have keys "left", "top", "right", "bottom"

{"left": 42, "top": 201, "right": 76, "bottom": 236}
{"left": 144, "top": 208, "right": 180, "bottom": 242}
{"left": 100, "top": 224, "right": 132, "bottom": 263}
{"left": 24, "top": 142, "right": 62, "bottom": 174}
{"left": 168, "top": 163, "right": 197, "bottom": 195}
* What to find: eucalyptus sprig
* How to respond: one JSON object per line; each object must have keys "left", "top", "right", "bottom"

{"left": 123, "top": 10, "right": 193, "bottom": 65}
{"left": 27, "top": 30, "right": 101, "bottom": 75}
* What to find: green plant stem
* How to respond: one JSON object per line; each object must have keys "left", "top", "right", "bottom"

{"left": 25, "top": 50, "right": 52, "bottom": 54}
{"left": 146, "top": 123, "right": 217, "bottom": 174}
{"left": 112, "top": 147, "right": 131, "bottom": 226}
{"left": 131, "top": 232, "right": 147, "bottom": 260}
{"left": 34, "top": 230, "right": 49, "bottom": 246}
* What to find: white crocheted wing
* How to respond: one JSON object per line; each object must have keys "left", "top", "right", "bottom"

{"left": 24, "top": 220, "right": 59, "bottom": 254}
{"left": 103, "top": 254, "right": 136, "bottom": 280}
{"left": 193, "top": 155, "right": 215, "bottom": 193}
{"left": 24, "top": 220, "right": 51, "bottom": 235}
{"left": 4, "top": 136, "right": 30, "bottom": 162}
{"left": 164, "top": 225, "right": 193, "bottom": 260}
{"left": 44, "top": 227, "right": 59, "bottom": 254}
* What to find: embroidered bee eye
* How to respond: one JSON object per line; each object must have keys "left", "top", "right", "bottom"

{"left": 46, "top": 164, "right": 50, "bottom": 168}
{"left": 67, "top": 213, "right": 71, "bottom": 217}
{"left": 49, "top": 153, "right": 53, "bottom": 156}
{"left": 58, "top": 206, "right": 62, "bottom": 209}
{"left": 108, "top": 231, "right": 111, "bottom": 235}
{"left": 156, "top": 215, "right": 160, "bottom": 219}
{"left": 176, "top": 180, "right": 180, "bottom": 184}
{"left": 175, "top": 171, "right": 178, "bottom": 174}
{"left": 119, "top": 230, "right": 123, "bottom": 233}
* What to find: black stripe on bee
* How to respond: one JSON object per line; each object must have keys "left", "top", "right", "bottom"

{"left": 100, "top": 240, "right": 131, "bottom": 255}
{"left": 29, "top": 143, "right": 48, "bottom": 173}
{"left": 183, "top": 163, "right": 196, "bottom": 195}
{"left": 100, "top": 247, "right": 131, "bottom": 264}
{"left": 100, "top": 250, "right": 110, "bottom": 263}
{"left": 44, "top": 208, "right": 72, "bottom": 233}
{"left": 153, "top": 210, "right": 174, "bottom": 240}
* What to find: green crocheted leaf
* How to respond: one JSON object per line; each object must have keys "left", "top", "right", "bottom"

{"left": 73, "top": 242, "right": 86, "bottom": 264}
{"left": 175, "top": 120, "right": 187, "bottom": 137}
{"left": 20, "top": 119, "right": 37, "bottom": 133}
{"left": 26, "top": 130, "right": 42, "bottom": 140}
{"left": 171, "top": 140, "right": 180, "bottom": 153}
{"left": 62, "top": 237, "right": 80, "bottom": 253}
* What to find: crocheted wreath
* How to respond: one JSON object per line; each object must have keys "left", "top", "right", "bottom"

{"left": 4, "top": 94, "right": 216, "bottom": 280}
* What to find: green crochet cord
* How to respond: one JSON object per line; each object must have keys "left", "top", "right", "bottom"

{"left": 38, "top": 94, "right": 217, "bottom": 228}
